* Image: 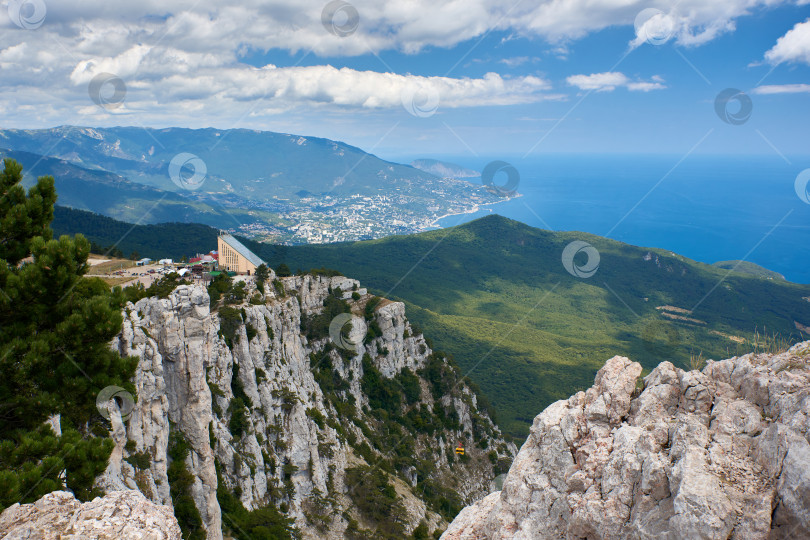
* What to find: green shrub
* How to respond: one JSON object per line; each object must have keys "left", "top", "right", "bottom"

{"left": 245, "top": 323, "right": 258, "bottom": 342}
{"left": 218, "top": 306, "right": 242, "bottom": 349}
{"left": 167, "top": 431, "right": 205, "bottom": 540}
{"left": 209, "top": 422, "right": 217, "bottom": 448}
{"left": 301, "top": 295, "right": 350, "bottom": 342}
{"left": 413, "top": 521, "right": 430, "bottom": 539}
{"left": 275, "top": 263, "right": 291, "bottom": 277}
{"left": 227, "top": 281, "right": 247, "bottom": 304}
{"left": 216, "top": 462, "right": 297, "bottom": 540}
{"left": 308, "top": 267, "right": 342, "bottom": 277}
{"left": 364, "top": 296, "right": 382, "bottom": 320}
{"left": 414, "top": 477, "right": 463, "bottom": 522}
{"left": 419, "top": 353, "right": 456, "bottom": 401}
{"left": 230, "top": 362, "right": 253, "bottom": 408}
{"left": 124, "top": 272, "right": 190, "bottom": 303}
{"left": 254, "top": 264, "right": 270, "bottom": 294}
{"left": 125, "top": 451, "right": 151, "bottom": 470}
{"left": 345, "top": 465, "right": 407, "bottom": 537}
{"left": 207, "top": 273, "right": 232, "bottom": 305}
{"left": 361, "top": 355, "right": 402, "bottom": 414}
{"left": 395, "top": 368, "right": 421, "bottom": 405}
{"left": 228, "top": 397, "right": 249, "bottom": 439}
{"left": 306, "top": 407, "right": 326, "bottom": 429}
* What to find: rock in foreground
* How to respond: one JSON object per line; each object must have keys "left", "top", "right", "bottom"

{"left": 0, "top": 490, "right": 181, "bottom": 539}
{"left": 443, "top": 342, "right": 810, "bottom": 539}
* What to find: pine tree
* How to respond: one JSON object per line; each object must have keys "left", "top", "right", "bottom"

{"left": 0, "top": 159, "right": 137, "bottom": 509}
{"left": 275, "top": 263, "right": 291, "bottom": 277}
{"left": 254, "top": 263, "right": 270, "bottom": 293}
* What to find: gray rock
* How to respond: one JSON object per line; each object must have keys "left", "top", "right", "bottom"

{"left": 0, "top": 490, "right": 181, "bottom": 539}
{"left": 443, "top": 341, "right": 810, "bottom": 539}
{"left": 101, "top": 278, "right": 511, "bottom": 539}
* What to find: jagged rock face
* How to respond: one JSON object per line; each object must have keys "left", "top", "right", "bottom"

{"left": 0, "top": 490, "right": 182, "bottom": 539}
{"left": 443, "top": 342, "right": 810, "bottom": 539}
{"left": 104, "top": 276, "right": 511, "bottom": 539}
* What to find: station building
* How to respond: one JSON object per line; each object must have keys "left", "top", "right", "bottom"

{"left": 217, "top": 233, "right": 264, "bottom": 275}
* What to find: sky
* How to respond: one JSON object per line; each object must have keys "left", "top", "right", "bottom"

{"left": 1, "top": 0, "right": 810, "bottom": 161}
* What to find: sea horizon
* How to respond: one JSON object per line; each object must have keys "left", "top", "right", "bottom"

{"left": 401, "top": 153, "right": 810, "bottom": 284}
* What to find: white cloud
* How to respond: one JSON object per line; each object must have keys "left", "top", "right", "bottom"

{"left": 498, "top": 56, "right": 539, "bottom": 67}
{"left": 765, "top": 19, "right": 810, "bottom": 65}
{"left": 566, "top": 72, "right": 665, "bottom": 92}
{"left": 0, "top": 0, "right": 798, "bottom": 128}
{"left": 628, "top": 7, "right": 738, "bottom": 49}
{"left": 73, "top": 60, "right": 552, "bottom": 109}
{"left": 753, "top": 83, "right": 810, "bottom": 94}
{"left": 0, "top": 1, "right": 799, "bottom": 57}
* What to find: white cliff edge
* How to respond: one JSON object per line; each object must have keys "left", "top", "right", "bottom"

{"left": 0, "top": 490, "right": 182, "bottom": 539}
{"left": 96, "top": 276, "right": 511, "bottom": 539}
{"left": 443, "top": 342, "right": 810, "bottom": 539}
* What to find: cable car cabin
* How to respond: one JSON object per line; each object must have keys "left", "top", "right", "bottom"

{"left": 455, "top": 443, "right": 465, "bottom": 456}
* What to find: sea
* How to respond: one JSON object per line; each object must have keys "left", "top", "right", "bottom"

{"left": 426, "top": 154, "right": 810, "bottom": 284}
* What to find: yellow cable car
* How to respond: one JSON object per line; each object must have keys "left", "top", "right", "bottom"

{"left": 455, "top": 443, "right": 465, "bottom": 456}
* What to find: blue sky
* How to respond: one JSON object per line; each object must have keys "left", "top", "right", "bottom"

{"left": 1, "top": 0, "right": 809, "bottom": 161}
{"left": 308, "top": 4, "right": 810, "bottom": 161}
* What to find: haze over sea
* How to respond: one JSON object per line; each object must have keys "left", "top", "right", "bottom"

{"left": 419, "top": 154, "right": 810, "bottom": 284}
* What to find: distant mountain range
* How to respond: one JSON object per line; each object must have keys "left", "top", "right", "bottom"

{"left": 410, "top": 159, "right": 480, "bottom": 179}
{"left": 55, "top": 207, "right": 810, "bottom": 438}
{"left": 1, "top": 126, "right": 429, "bottom": 198}
{"left": 1, "top": 126, "right": 507, "bottom": 242}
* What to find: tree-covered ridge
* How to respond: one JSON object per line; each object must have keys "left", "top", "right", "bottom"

{"left": 0, "top": 159, "right": 137, "bottom": 509}
{"left": 712, "top": 260, "right": 786, "bottom": 281}
{"left": 52, "top": 205, "right": 219, "bottom": 261}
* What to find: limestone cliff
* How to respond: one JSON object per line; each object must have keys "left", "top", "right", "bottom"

{"left": 442, "top": 342, "right": 810, "bottom": 539}
{"left": 0, "top": 490, "right": 182, "bottom": 539}
{"left": 100, "top": 274, "right": 514, "bottom": 538}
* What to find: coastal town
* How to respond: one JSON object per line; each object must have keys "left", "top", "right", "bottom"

{"left": 218, "top": 183, "right": 519, "bottom": 244}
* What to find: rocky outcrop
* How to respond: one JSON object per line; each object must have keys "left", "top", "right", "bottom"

{"left": 102, "top": 275, "right": 512, "bottom": 539}
{"left": 443, "top": 341, "right": 810, "bottom": 539}
{"left": 0, "top": 490, "right": 181, "bottom": 539}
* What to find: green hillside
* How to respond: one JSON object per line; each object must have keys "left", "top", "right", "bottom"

{"left": 246, "top": 216, "right": 810, "bottom": 437}
{"left": 52, "top": 206, "right": 219, "bottom": 260}
{"left": 712, "top": 260, "right": 786, "bottom": 281}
